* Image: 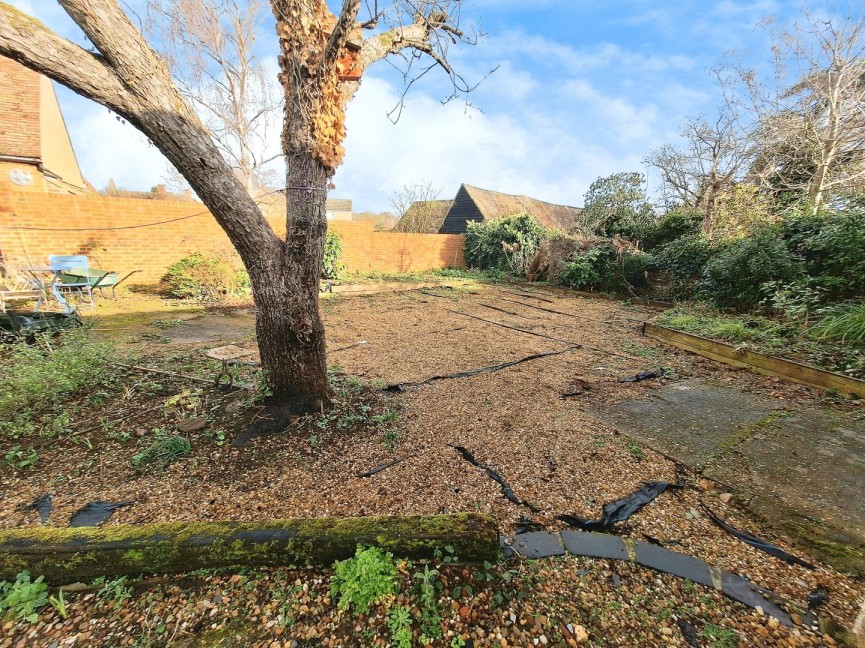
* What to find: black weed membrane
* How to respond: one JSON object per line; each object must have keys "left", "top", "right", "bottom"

{"left": 20, "top": 494, "right": 53, "bottom": 523}
{"left": 385, "top": 348, "right": 577, "bottom": 392}
{"left": 69, "top": 501, "right": 133, "bottom": 527}
{"left": 558, "top": 481, "right": 682, "bottom": 531}
{"left": 357, "top": 458, "right": 405, "bottom": 478}
{"left": 451, "top": 445, "right": 540, "bottom": 513}
{"left": 701, "top": 504, "right": 815, "bottom": 569}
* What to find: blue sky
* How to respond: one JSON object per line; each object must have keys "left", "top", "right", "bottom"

{"left": 9, "top": 1, "right": 809, "bottom": 211}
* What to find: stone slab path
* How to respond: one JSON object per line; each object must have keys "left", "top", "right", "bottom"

{"left": 588, "top": 379, "right": 865, "bottom": 573}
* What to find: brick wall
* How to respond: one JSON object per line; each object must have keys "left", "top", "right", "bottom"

{"left": 0, "top": 184, "right": 466, "bottom": 282}
{"left": 0, "top": 57, "right": 41, "bottom": 160}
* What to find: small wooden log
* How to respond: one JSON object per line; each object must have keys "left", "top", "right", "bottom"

{"left": 0, "top": 514, "right": 498, "bottom": 584}
{"left": 644, "top": 323, "right": 865, "bottom": 398}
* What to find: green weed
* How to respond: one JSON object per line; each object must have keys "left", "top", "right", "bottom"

{"left": 132, "top": 433, "right": 191, "bottom": 468}
{"left": 330, "top": 546, "right": 398, "bottom": 615}
{"left": 699, "top": 623, "right": 738, "bottom": 648}
{"left": 387, "top": 605, "right": 413, "bottom": 648}
{"left": 4, "top": 445, "right": 38, "bottom": 469}
{"left": 0, "top": 571, "right": 48, "bottom": 623}
{"left": 0, "top": 330, "right": 110, "bottom": 439}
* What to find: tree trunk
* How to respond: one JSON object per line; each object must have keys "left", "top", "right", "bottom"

{"left": 248, "top": 151, "right": 332, "bottom": 415}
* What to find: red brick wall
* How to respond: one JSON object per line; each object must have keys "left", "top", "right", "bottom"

{"left": 0, "top": 57, "right": 41, "bottom": 160}
{"left": 0, "top": 185, "right": 466, "bottom": 283}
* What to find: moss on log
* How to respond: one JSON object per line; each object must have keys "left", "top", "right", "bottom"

{"left": 0, "top": 514, "right": 498, "bottom": 584}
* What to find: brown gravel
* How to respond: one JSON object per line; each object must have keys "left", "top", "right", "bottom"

{"left": 1, "top": 283, "right": 862, "bottom": 646}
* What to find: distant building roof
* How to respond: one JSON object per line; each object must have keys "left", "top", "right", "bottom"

{"left": 393, "top": 199, "right": 454, "bottom": 233}
{"left": 325, "top": 198, "right": 352, "bottom": 212}
{"left": 439, "top": 184, "right": 583, "bottom": 234}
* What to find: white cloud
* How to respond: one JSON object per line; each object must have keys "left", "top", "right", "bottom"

{"left": 332, "top": 74, "right": 658, "bottom": 212}
{"left": 61, "top": 97, "right": 171, "bottom": 191}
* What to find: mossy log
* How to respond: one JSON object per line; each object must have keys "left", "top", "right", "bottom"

{"left": 0, "top": 514, "right": 498, "bottom": 584}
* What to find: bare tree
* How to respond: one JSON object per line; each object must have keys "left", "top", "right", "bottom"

{"left": 645, "top": 110, "right": 753, "bottom": 235}
{"left": 390, "top": 181, "right": 445, "bottom": 232}
{"left": 731, "top": 8, "right": 865, "bottom": 209}
{"left": 146, "top": 0, "right": 282, "bottom": 193}
{"left": 0, "top": 0, "right": 477, "bottom": 417}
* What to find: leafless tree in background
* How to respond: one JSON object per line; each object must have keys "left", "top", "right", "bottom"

{"left": 146, "top": 0, "right": 282, "bottom": 193}
{"left": 645, "top": 110, "right": 753, "bottom": 235}
{"left": 730, "top": 8, "right": 865, "bottom": 210}
{"left": 390, "top": 181, "right": 443, "bottom": 232}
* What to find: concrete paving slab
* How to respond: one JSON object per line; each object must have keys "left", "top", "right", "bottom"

{"left": 162, "top": 313, "right": 255, "bottom": 344}
{"left": 588, "top": 379, "right": 782, "bottom": 467}
{"left": 589, "top": 378, "right": 865, "bottom": 573}
{"left": 705, "top": 408, "right": 865, "bottom": 573}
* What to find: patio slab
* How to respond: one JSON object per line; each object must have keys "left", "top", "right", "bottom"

{"left": 589, "top": 379, "right": 865, "bottom": 573}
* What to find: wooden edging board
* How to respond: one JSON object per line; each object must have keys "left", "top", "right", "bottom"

{"left": 643, "top": 323, "right": 865, "bottom": 398}
{"left": 0, "top": 513, "right": 498, "bottom": 584}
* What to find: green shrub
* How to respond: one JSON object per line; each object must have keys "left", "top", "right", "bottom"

{"left": 164, "top": 253, "right": 249, "bottom": 302}
{"left": 465, "top": 214, "right": 550, "bottom": 275}
{"left": 132, "top": 433, "right": 191, "bottom": 468}
{"left": 558, "top": 247, "right": 652, "bottom": 292}
{"left": 323, "top": 231, "right": 344, "bottom": 280}
{"left": 652, "top": 233, "right": 713, "bottom": 299}
{"left": 641, "top": 207, "right": 704, "bottom": 249}
{"left": 781, "top": 208, "right": 865, "bottom": 300}
{"left": 0, "top": 571, "right": 48, "bottom": 623}
{"left": 0, "top": 330, "right": 109, "bottom": 438}
{"left": 610, "top": 251, "right": 655, "bottom": 291}
{"left": 330, "top": 545, "right": 398, "bottom": 615}
{"left": 701, "top": 231, "right": 804, "bottom": 311}
{"left": 654, "top": 234, "right": 712, "bottom": 281}
{"left": 810, "top": 302, "right": 865, "bottom": 345}
{"left": 559, "top": 246, "right": 612, "bottom": 289}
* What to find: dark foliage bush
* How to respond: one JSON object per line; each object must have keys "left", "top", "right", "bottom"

{"left": 559, "top": 246, "right": 612, "bottom": 289}
{"left": 559, "top": 248, "right": 653, "bottom": 292}
{"left": 465, "top": 214, "right": 550, "bottom": 272}
{"left": 652, "top": 233, "right": 713, "bottom": 299}
{"left": 164, "top": 253, "right": 249, "bottom": 302}
{"left": 640, "top": 207, "right": 704, "bottom": 250}
{"left": 701, "top": 231, "right": 805, "bottom": 311}
{"left": 780, "top": 208, "right": 865, "bottom": 301}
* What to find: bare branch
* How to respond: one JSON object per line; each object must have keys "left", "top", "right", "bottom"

{"left": 0, "top": 2, "right": 133, "bottom": 113}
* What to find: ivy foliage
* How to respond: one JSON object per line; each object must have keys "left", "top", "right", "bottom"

{"left": 465, "top": 214, "right": 550, "bottom": 274}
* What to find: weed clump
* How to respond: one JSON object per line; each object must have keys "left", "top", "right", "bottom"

{"left": 132, "top": 433, "right": 191, "bottom": 468}
{"left": 330, "top": 545, "right": 398, "bottom": 615}
{"left": 0, "top": 330, "right": 110, "bottom": 439}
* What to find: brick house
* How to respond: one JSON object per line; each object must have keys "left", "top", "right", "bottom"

{"left": 0, "top": 56, "right": 88, "bottom": 195}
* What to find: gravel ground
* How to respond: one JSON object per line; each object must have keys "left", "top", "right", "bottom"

{"left": 1, "top": 284, "right": 862, "bottom": 646}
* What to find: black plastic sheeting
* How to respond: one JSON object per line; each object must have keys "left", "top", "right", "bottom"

{"left": 808, "top": 587, "right": 829, "bottom": 607}
{"left": 357, "top": 458, "right": 404, "bottom": 478}
{"left": 69, "top": 501, "right": 133, "bottom": 527}
{"left": 701, "top": 505, "right": 815, "bottom": 569}
{"left": 618, "top": 369, "right": 665, "bottom": 383}
{"left": 20, "top": 494, "right": 53, "bottom": 523}
{"left": 451, "top": 445, "right": 539, "bottom": 513}
{"left": 558, "top": 481, "right": 681, "bottom": 531}
{"left": 515, "top": 516, "right": 545, "bottom": 535}
{"left": 385, "top": 348, "right": 576, "bottom": 392}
